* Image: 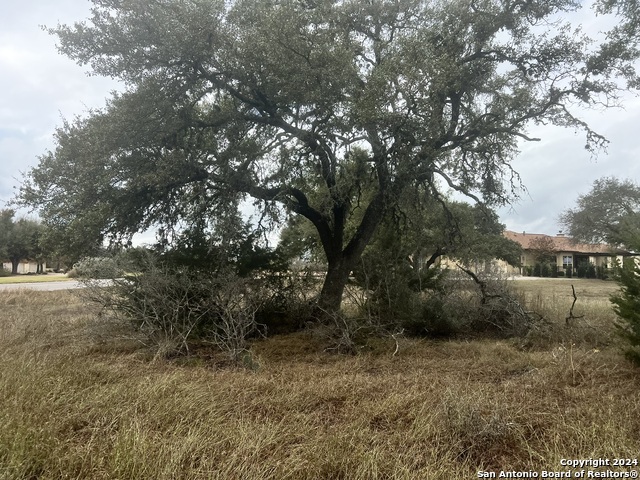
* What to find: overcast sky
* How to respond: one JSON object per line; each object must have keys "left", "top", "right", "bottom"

{"left": 1, "top": 0, "right": 640, "bottom": 241}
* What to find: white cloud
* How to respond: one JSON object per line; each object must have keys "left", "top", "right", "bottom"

{"left": 0, "top": 0, "right": 119, "bottom": 207}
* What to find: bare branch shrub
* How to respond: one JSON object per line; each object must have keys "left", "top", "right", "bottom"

{"left": 203, "top": 275, "right": 264, "bottom": 364}
{"left": 253, "top": 264, "right": 317, "bottom": 335}
{"left": 314, "top": 270, "right": 411, "bottom": 354}
{"left": 78, "top": 252, "right": 265, "bottom": 363}
{"left": 450, "top": 266, "right": 548, "bottom": 338}
{"left": 72, "top": 256, "right": 126, "bottom": 279}
{"left": 312, "top": 307, "right": 393, "bottom": 355}
{"left": 81, "top": 264, "right": 204, "bottom": 358}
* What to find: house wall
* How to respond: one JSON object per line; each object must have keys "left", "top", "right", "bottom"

{"left": 521, "top": 252, "right": 536, "bottom": 269}
{"left": 557, "top": 253, "right": 616, "bottom": 269}
{"left": 439, "top": 257, "right": 520, "bottom": 277}
{"left": 616, "top": 255, "right": 640, "bottom": 267}
{"left": 431, "top": 240, "right": 637, "bottom": 277}
{"left": 2, "top": 261, "right": 43, "bottom": 274}
{"left": 494, "top": 259, "right": 520, "bottom": 276}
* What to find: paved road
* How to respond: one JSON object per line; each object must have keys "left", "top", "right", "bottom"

{"left": 0, "top": 280, "right": 86, "bottom": 291}
{"left": 0, "top": 279, "right": 115, "bottom": 292}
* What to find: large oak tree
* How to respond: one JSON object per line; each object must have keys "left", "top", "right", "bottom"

{"left": 20, "top": 0, "right": 640, "bottom": 312}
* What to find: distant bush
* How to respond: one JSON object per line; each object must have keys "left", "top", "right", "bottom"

{"left": 596, "top": 265, "right": 609, "bottom": 280}
{"left": 0, "top": 268, "right": 11, "bottom": 277}
{"left": 73, "top": 256, "right": 125, "bottom": 279}
{"left": 577, "top": 263, "right": 587, "bottom": 278}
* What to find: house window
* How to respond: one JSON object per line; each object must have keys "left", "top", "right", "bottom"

{"left": 562, "top": 255, "right": 573, "bottom": 269}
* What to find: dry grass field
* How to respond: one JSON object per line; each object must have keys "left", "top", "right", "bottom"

{"left": 1, "top": 279, "right": 639, "bottom": 479}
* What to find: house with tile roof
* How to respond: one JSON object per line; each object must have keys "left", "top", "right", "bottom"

{"left": 504, "top": 230, "right": 635, "bottom": 276}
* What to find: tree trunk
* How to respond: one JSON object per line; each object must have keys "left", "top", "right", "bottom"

{"left": 315, "top": 193, "right": 386, "bottom": 316}
{"left": 11, "top": 258, "right": 19, "bottom": 275}
{"left": 317, "top": 258, "right": 353, "bottom": 315}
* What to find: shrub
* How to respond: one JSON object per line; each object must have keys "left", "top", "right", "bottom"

{"left": 73, "top": 256, "right": 125, "bottom": 279}
{"left": 202, "top": 275, "right": 266, "bottom": 363}
{"left": 586, "top": 263, "right": 597, "bottom": 279}
{"left": 577, "top": 263, "right": 587, "bottom": 278}
{"left": 596, "top": 265, "right": 609, "bottom": 280}
{"left": 611, "top": 259, "right": 640, "bottom": 365}
{"left": 0, "top": 268, "right": 11, "bottom": 277}
{"left": 254, "top": 295, "right": 307, "bottom": 335}
{"left": 540, "top": 263, "right": 551, "bottom": 278}
{"left": 79, "top": 252, "right": 267, "bottom": 362}
{"left": 401, "top": 271, "right": 543, "bottom": 340}
{"left": 402, "top": 293, "right": 460, "bottom": 338}
{"left": 353, "top": 244, "right": 447, "bottom": 325}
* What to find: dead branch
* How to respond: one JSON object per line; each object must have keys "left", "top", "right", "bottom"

{"left": 456, "top": 263, "right": 501, "bottom": 304}
{"left": 565, "top": 284, "right": 585, "bottom": 324}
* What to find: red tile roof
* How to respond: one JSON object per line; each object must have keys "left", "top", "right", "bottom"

{"left": 504, "top": 231, "right": 618, "bottom": 255}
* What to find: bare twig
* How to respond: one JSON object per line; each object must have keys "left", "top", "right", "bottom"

{"left": 565, "top": 284, "right": 585, "bottom": 324}
{"left": 391, "top": 329, "right": 404, "bottom": 357}
{"left": 456, "top": 263, "right": 500, "bottom": 304}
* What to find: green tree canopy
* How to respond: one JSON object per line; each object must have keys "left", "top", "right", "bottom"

{"left": 281, "top": 194, "right": 522, "bottom": 271}
{"left": 0, "top": 210, "right": 12, "bottom": 262}
{"left": 19, "top": 0, "right": 640, "bottom": 312}
{"left": 559, "top": 177, "right": 640, "bottom": 251}
{"left": 0, "top": 209, "right": 46, "bottom": 274}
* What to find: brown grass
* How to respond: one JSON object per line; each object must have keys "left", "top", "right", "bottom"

{"left": 1, "top": 282, "right": 640, "bottom": 479}
{"left": 510, "top": 278, "right": 622, "bottom": 349}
